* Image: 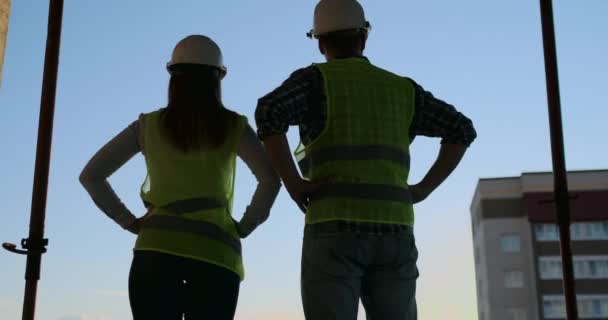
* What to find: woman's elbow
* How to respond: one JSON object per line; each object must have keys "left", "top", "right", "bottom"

{"left": 269, "top": 174, "right": 282, "bottom": 192}
{"left": 260, "top": 167, "right": 282, "bottom": 189}
{"left": 79, "top": 168, "right": 99, "bottom": 190}
{"left": 78, "top": 170, "right": 90, "bottom": 188}
{"left": 260, "top": 176, "right": 282, "bottom": 199}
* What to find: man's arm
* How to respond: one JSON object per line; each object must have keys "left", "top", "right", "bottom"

{"left": 410, "top": 144, "right": 467, "bottom": 203}
{"left": 255, "top": 66, "right": 321, "bottom": 212}
{"left": 262, "top": 135, "right": 301, "bottom": 186}
{"left": 255, "top": 67, "right": 320, "bottom": 141}
{"left": 263, "top": 135, "right": 317, "bottom": 212}
{"left": 408, "top": 79, "right": 477, "bottom": 202}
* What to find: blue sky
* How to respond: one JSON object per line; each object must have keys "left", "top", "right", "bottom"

{"left": 1, "top": 1, "right": 607, "bottom": 319}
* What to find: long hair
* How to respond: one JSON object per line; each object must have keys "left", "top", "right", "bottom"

{"left": 160, "top": 64, "right": 237, "bottom": 152}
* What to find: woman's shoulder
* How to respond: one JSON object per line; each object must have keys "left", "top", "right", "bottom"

{"left": 140, "top": 107, "right": 166, "bottom": 118}
{"left": 236, "top": 112, "right": 248, "bottom": 127}
{"left": 135, "top": 108, "right": 166, "bottom": 152}
{"left": 219, "top": 109, "right": 247, "bottom": 149}
{"left": 137, "top": 108, "right": 167, "bottom": 126}
{"left": 222, "top": 108, "right": 248, "bottom": 128}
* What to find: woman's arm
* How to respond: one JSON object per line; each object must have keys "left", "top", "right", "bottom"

{"left": 79, "top": 121, "right": 142, "bottom": 230}
{"left": 235, "top": 124, "right": 282, "bottom": 238}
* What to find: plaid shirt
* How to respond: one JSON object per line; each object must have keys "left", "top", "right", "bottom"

{"left": 255, "top": 58, "right": 477, "bottom": 234}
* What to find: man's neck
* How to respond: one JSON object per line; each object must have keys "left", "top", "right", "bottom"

{"left": 325, "top": 52, "right": 364, "bottom": 61}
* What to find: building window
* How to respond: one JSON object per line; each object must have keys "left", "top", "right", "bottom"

{"left": 578, "top": 295, "right": 608, "bottom": 319}
{"left": 539, "top": 256, "right": 608, "bottom": 280}
{"left": 574, "top": 256, "right": 608, "bottom": 279}
{"left": 543, "top": 295, "right": 608, "bottom": 319}
{"left": 535, "top": 224, "right": 559, "bottom": 241}
{"left": 534, "top": 221, "right": 608, "bottom": 241}
{"left": 504, "top": 270, "right": 524, "bottom": 288}
{"left": 573, "top": 222, "right": 608, "bottom": 240}
{"left": 539, "top": 257, "right": 563, "bottom": 280}
{"left": 500, "top": 234, "right": 521, "bottom": 252}
{"left": 543, "top": 296, "right": 566, "bottom": 319}
{"left": 506, "top": 308, "right": 527, "bottom": 320}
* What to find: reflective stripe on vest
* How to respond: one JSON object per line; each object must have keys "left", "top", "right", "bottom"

{"left": 161, "top": 197, "right": 226, "bottom": 215}
{"left": 142, "top": 215, "right": 242, "bottom": 254}
{"left": 298, "top": 145, "right": 410, "bottom": 176}
{"left": 311, "top": 183, "right": 412, "bottom": 204}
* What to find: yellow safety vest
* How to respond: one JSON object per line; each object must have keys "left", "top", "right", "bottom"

{"left": 295, "top": 58, "right": 416, "bottom": 226}
{"left": 135, "top": 109, "right": 247, "bottom": 279}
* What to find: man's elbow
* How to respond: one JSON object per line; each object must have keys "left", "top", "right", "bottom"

{"left": 462, "top": 118, "right": 478, "bottom": 146}
{"left": 445, "top": 121, "right": 477, "bottom": 148}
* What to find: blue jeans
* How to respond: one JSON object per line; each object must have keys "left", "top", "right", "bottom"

{"left": 301, "top": 225, "right": 419, "bottom": 320}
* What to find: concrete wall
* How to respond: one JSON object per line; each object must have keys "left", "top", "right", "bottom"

{"left": 474, "top": 220, "right": 490, "bottom": 320}
{"left": 479, "top": 217, "right": 540, "bottom": 320}
{"left": 0, "top": 0, "right": 10, "bottom": 88}
{"left": 520, "top": 170, "right": 608, "bottom": 193}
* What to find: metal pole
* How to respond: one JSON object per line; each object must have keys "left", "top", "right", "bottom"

{"left": 539, "top": 0, "right": 578, "bottom": 319}
{"left": 0, "top": 1, "right": 63, "bottom": 319}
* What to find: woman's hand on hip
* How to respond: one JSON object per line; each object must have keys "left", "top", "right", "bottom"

{"left": 126, "top": 210, "right": 153, "bottom": 235}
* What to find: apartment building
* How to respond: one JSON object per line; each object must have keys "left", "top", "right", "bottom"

{"left": 471, "top": 170, "right": 608, "bottom": 320}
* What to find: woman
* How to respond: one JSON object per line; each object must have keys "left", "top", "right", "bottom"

{"left": 80, "top": 35, "right": 281, "bottom": 319}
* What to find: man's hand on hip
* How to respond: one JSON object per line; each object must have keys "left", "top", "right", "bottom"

{"left": 409, "top": 183, "right": 433, "bottom": 204}
{"left": 286, "top": 178, "right": 320, "bottom": 213}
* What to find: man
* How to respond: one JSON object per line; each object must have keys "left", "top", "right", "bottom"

{"left": 255, "top": 0, "right": 477, "bottom": 319}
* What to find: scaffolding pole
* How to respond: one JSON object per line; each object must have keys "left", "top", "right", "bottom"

{"left": 2, "top": 0, "right": 64, "bottom": 319}
{"left": 539, "top": 0, "right": 578, "bottom": 319}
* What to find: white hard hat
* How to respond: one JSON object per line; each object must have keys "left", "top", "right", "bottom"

{"left": 307, "top": 0, "right": 371, "bottom": 39}
{"left": 167, "top": 35, "right": 227, "bottom": 78}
